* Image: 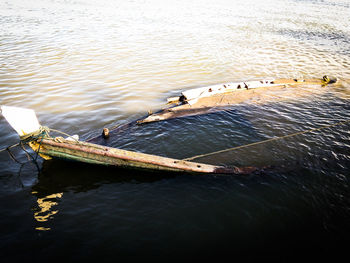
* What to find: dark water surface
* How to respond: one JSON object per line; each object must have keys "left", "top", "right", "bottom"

{"left": 1, "top": 92, "right": 349, "bottom": 261}
{"left": 1, "top": 0, "right": 350, "bottom": 261}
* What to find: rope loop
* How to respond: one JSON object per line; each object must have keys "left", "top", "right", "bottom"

{"left": 19, "top": 126, "right": 51, "bottom": 143}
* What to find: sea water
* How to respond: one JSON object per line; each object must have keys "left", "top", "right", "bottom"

{"left": 0, "top": 0, "right": 349, "bottom": 260}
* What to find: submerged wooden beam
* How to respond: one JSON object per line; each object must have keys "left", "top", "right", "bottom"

{"left": 30, "top": 137, "right": 240, "bottom": 174}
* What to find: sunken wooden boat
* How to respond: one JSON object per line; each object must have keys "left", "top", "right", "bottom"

{"left": 0, "top": 76, "right": 339, "bottom": 175}
{"left": 138, "top": 76, "right": 338, "bottom": 123}
{"left": 1, "top": 105, "right": 244, "bottom": 175}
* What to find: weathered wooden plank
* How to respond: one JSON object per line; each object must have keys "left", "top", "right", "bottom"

{"left": 32, "top": 137, "right": 238, "bottom": 174}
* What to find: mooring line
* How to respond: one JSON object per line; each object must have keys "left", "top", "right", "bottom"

{"left": 183, "top": 119, "right": 350, "bottom": 162}
{"left": 0, "top": 126, "right": 78, "bottom": 167}
{"left": 0, "top": 142, "right": 20, "bottom": 154}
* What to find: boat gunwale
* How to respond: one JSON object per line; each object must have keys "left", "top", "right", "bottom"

{"left": 35, "top": 137, "right": 236, "bottom": 174}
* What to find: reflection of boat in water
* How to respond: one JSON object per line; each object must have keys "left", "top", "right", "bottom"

{"left": 33, "top": 159, "right": 175, "bottom": 196}
{"left": 30, "top": 160, "right": 178, "bottom": 231}
{"left": 32, "top": 191, "right": 63, "bottom": 231}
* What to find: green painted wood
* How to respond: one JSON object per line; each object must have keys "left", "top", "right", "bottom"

{"left": 32, "top": 137, "right": 234, "bottom": 174}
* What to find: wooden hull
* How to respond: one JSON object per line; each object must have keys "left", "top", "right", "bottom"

{"left": 4, "top": 76, "right": 339, "bottom": 175}
{"left": 29, "top": 137, "right": 237, "bottom": 174}
{"left": 138, "top": 77, "right": 338, "bottom": 124}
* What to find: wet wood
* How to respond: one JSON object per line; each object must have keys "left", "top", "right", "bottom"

{"left": 30, "top": 137, "right": 241, "bottom": 174}
{"left": 138, "top": 77, "right": 339, "bottom": 124}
